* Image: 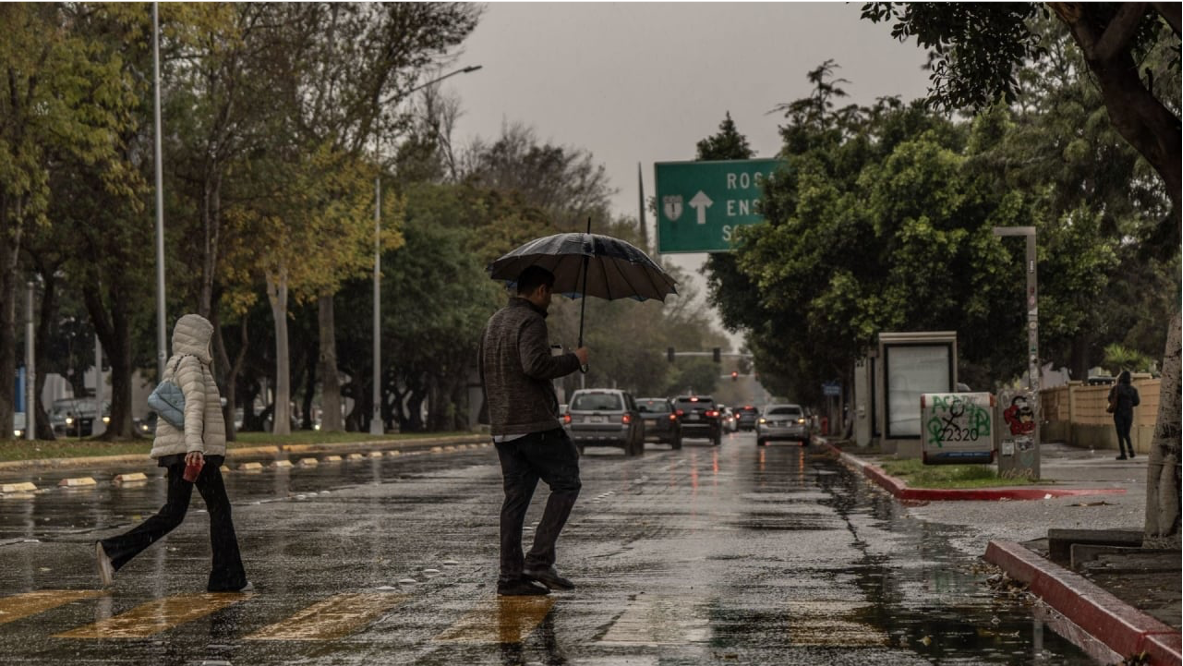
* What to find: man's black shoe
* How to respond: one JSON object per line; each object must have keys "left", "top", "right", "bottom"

{"left": 497, "top": 578, "right": 550, "bottom": 596}
{"left": 523, "top": 567, "right": 575, "bottom": 591}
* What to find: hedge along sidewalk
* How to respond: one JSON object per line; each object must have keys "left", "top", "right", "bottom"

{"left": 0, "top": 431, "right": 489, "bottom": 473}
{"left": 823, "top": 441, "right": 1127, "bottom": 501}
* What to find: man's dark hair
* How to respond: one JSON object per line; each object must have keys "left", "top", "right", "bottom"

{"left": 516, "top": 265, "right": 555, "bottom": 295}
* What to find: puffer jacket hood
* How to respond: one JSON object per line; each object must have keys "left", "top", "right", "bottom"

{"left": 172, "top": 314, "right": 213, "bottom": 365}
{"left": 149, "top": 313, "right": 226, "bottom": 459}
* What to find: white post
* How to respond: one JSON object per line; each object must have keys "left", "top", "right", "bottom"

{"left": 93, "top": 335, "right": 106, "bottom": 436}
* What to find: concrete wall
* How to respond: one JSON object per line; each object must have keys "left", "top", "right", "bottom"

{"left": 1040, "top": 378, "right": 1160, "bottom": 454}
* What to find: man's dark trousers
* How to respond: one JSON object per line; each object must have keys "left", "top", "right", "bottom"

{"left": 495, "top": 428, "right": 581, "bottom": 583}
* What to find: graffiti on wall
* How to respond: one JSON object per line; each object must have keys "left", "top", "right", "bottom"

{"left": 924, "top": 394, "right": 992, "bottom": 447}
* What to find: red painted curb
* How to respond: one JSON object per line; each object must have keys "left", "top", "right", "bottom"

{"left": 986, "top": 540, "right": 1181, "bottom": 666}
{"left": 825, "top": 443, "right": 1127, "bottom": 501}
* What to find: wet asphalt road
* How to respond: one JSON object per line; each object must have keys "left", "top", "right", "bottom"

{"left": 0, "top": 432, "right": 1094, "bottom": 665}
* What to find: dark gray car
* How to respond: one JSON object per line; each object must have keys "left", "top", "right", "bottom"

{"left": 637, "top": 397, "right": 681, "bottom": 449}
{"left": 565, "top": 389, "right": 645, "bottom": 456}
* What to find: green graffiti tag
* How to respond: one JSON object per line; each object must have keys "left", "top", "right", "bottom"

{"left": 926, "top": 395, "right": 991, "bottom": 447}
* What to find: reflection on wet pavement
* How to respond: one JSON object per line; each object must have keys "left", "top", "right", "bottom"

{"left": 0, "top": 435, "right": 1094, "bottom": 664}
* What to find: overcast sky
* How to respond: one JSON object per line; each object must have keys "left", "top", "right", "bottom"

{"left": 441, "top": 2, "right": 935, "bottom": 347}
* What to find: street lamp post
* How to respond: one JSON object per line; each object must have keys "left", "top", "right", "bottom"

{"left": 993, "top": 226, "right": 1040, "bottom": 479}
{"left": 153, "top": 2, "right": 167, "bottom": 381}
{"left": 370, "top": 65, "right": 482, "bottom": 435}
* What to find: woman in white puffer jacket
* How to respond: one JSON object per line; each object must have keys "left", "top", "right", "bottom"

{"left": 95, "top": 314, "right": 250, "bottom": 592}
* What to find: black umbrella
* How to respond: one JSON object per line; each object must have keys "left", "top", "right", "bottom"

{"left": 488, "top": 227, "right": 677, "bottom": 368}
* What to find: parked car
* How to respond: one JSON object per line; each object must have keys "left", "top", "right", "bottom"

{"left": 565, "top": 389, "right": 645, "bottom": 456}
{"left": 50, "top": 398, "right": 109, "bottom": 437}
{"left": 733, "top": 405, "right": 760, "bottom": 431}
{"left": 673, "top": 395, "right": 722, "bottom": 446}
{"left": 756, "top": 403, "right": 810, "bottom": 446}
{"left": 636, "top": 397, "right": 681, "bottom": 449}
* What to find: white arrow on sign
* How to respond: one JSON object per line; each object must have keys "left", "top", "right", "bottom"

{"left": 689, "top": 191, "right": 713, "bottom": 225}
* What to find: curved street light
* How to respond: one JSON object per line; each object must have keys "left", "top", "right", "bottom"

{"left": 371, "top": 65, "right": 483, "bottom": 434}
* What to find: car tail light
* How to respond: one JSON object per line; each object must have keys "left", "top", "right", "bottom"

{"left": 676, "top": 409, "right": 684, "bottom": 416}
{"left": 797, "top": 418, "right": 806, "bottom": 424}
{"left": 563, "top": 413, "right": 571, "bottom": 424}
{"left": 668, "top": 414, "right": 677, "bottom": 421}
{"left": 759, "top": 417, "right": 767, "bottom": 424}
{"left": 690, "top": 397, "right": 699, "bottom": 402}
{"left": 705, "top": 410, "right": 718, "bottom": 418}
{"left": 622, "top": 414, "right": 632, "bottom": 424}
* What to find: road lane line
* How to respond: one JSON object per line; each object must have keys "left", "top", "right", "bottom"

{"left": 0, "top": 590, "right": 107, "bottom": 625}
{"left": 434, "top": 597, "right": 555, "bottom": 643}
{"left": 598, "top": 595, "right": 710, "bottom": 645}
{"left": 55, "top": 592, "right": 250, "bottom": 639}
{"left": 246, "top": 593, "right": 410, "bottom": 641}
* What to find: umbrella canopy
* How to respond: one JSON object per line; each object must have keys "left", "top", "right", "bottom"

{"left": 487, "top": 232, "right": 677, "bottom": 302}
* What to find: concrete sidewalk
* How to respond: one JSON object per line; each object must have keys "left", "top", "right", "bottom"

{"left": 829, "top": 439, "right": 1181, "bottom": 666}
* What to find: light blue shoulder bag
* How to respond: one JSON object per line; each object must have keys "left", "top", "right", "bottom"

{"left": 147, "top": 355, "right": 194, "bottom": 429}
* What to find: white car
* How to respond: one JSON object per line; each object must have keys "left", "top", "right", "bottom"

{"left": 756, "top": 404, "right": 810, "bottom": 447}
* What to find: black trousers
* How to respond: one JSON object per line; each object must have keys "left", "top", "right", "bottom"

{"left": 495, "top": 429, "right": 581, "bottom": 583}
{"left": 100, "top": 456, "right": 247, "bottom": 592}
{"left": 1114, "top": 414, "right": 1134, "bottom": 455}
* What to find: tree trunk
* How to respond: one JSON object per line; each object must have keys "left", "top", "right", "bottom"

{"left": 1059, "top": 6, "right": 1183, "bottom": 546}
{"left": 81, "top": 281, "right": 134, "bottom": 439}
{"left": 225, "top": 316, "right": 249, "bottom": 438}
{"left": 1144, "top": 311, "right": 1181, "bottom": 548}
{"left": 266, "top": 271, "right": 291, "bottom": 435}
{"left": 32, "top": 264, "right": 58, "bottom": 440}
{"left": 210, "top": 302, "right": 236, "bottom": 442}
{"left": 317, "top": 293, "right": 343, "bottom": 432}
{"left": 0, "top": 200, "right": 21, "bottom": 440}
{"left": 198, "top": 174, "right": 223, "bottom": 319}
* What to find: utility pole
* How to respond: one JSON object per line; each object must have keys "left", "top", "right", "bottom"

{"left": 993, "top": 226, "right": 1040, "bottom": 479}
{"left": 25, "top": 281, "right": 35, "bottom": 440}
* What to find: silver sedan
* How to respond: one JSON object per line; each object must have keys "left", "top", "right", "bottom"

{"left": 756, "top": 404, "right": 810, "bottom": 446}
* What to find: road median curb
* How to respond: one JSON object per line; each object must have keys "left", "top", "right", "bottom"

{"left": 824, "top": 442, "right": 1127, "bottom": 501}
{"left": 0, "top": 433, "right": 491, "bottom": 475}
{"left": 985, "top": 539, "right": 1182, "bottom": 665}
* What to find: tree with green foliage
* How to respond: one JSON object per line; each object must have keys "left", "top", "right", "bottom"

{"left": 0, "top": 4, "right": 140, "bottom": 440}
{"left": 863, "top": 0, "right": 1181, "bottom": 552}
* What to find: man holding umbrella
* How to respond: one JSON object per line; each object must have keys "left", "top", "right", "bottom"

{"left": 479, "top": 265, "right": 590, "bottom": 596}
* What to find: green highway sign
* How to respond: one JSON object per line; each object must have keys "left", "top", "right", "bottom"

{"left": 655, "top": 158, "right": 783, "bottom": 253}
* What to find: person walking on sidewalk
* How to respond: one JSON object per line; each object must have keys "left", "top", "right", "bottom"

{"left": 1108, "top": 370, "right": 1141, "bottom": 460}
{"left": 479, "top": 265, "right": 589, "bottom": 596}
{"left": 95, "top": 314, "right": 251, "bottom": 592}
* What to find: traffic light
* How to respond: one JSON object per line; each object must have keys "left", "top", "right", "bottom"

{"left": 713, "top": 347, "right": 721, "bottom": 363}
{"left": 731, "top": 371, "right": 738, "bottom": 381}
{"left": 667, "top": 347, "right": 675, "bottom": 363}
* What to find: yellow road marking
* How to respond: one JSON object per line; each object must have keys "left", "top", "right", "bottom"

{"left": 246, "top": 593, "right": 409, "bottom": 641}
{"left": 55, "top": 592, "right": 249, "bottom": 639}
{"left": 786, "top": 600, "right": 888, "bottom": 647}
{"left": 599, "top": 595, "right": 709, "bottom": 645}
{"left": 435, "top": 596, "right": 555, "bottom": 643}
{"left": 0, "top": 590, "right": 106, "bottom": 625}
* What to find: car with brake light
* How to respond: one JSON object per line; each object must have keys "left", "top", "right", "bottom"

{"left": 673, "top": 395, "right": 722, "bottom": 446}
{"left": 564, "top": 389, "right": 645, "bottom": 456}
{"left": 733, "top": 405, "right": 760, "bottom": 431}
{"left": 637, "top": 397, "right": 681, "bottom": 449}
{"left": 756, "top": 403, "right": 810, "bottom": 446}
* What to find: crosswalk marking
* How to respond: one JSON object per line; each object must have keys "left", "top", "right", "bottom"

{"left": 0, "top": 590, "right": 107, "bottom": 626}
{"left": 54, "top": 592, "right": 250, "bottom": 639}
{"left": 598, "top": 595, "right": 710, "bottom": 645}
{"left": 246, "top": 593, "right": 410, "bottom": 640}
{"left": 786, "top": 600, "right": 888, "bottom": 647}
{"left": 434, "top": 596, "right": 554, "bottom": 643}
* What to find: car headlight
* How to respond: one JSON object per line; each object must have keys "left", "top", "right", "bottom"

{"left": 65, "top": 417, "right": 74, "bottom": 425}
{"left": 13, "top": 429, "right": 22, "bottom": 438}
{"left": 102, "top": 416, "right": 110, "bottom": 424}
